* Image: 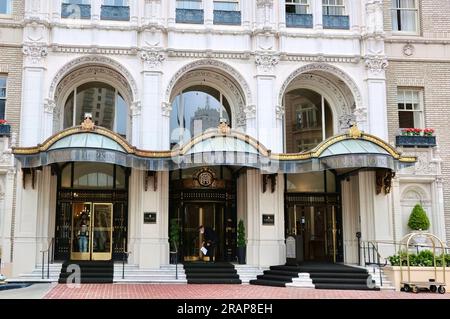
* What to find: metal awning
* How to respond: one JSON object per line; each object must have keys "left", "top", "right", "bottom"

{"left": 12, "top": 121, "right": 416, "bottom": 173}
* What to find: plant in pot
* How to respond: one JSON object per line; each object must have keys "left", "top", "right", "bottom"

{"left": 169, "top": 219, "right": 180, "bottom": 264}
{"left": 407, "top": 204, "right": 430, "bottom": 245}
{"left": 237, "top": 219, "right": 246, "bottom": 264}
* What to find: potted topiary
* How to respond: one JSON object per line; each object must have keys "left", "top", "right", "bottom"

{"left": 169, "top": 218, "right": 180, "bottom": 264}
{"left": 408, "top": 204, "right": 430, "bottom": 245}
{"left": 237, "top": 219, "right": 246, "bottom": 264}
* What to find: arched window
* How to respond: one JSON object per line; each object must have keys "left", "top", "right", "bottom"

{"left": 284, "top": 89, "right": 333, "bottom": 153}
{"left": 170, "top": 85, "right": 231, "bottom": 146}
{"left": 63, "top": 82, "right": 128, "bottom": 137}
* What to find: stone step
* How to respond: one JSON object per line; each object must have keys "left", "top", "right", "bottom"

{"left": 286, "top": 273, "right": 315, "bottom": 289}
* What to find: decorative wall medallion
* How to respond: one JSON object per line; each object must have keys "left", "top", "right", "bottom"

{"left": 255, "top": 52, "right": 280, "bottom": 72}
{"left": 403, "top": 43, "right": 415, "bottom": 57}
{"left": 195, "top": 168, "right": 216, "bottom": 187}
{"left": 140, "top": 48, "right": 165, "bottom": 68}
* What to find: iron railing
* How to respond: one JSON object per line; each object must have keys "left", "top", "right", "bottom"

{"left": 40, "top": 238, "right": 54, "bottom": 280}
{"left": 361, "top": 241, "right": 387, "bottom": 287}
{"left": 213, "top": 10, "right": 241, "bottom": 25}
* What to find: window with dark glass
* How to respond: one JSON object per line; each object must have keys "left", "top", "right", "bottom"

{"left": 285, "top": 89, "right": 333, "bottom": 153}
{"left": 391, "top": 0, "right": 418, "bottom": 33}
{"left": 397, "top": 88, "right": 423, "bottom": 128}
{"left": 0, "top": 76, "right": 6, "bottom": 119}
{"left": 63, "top": 82, "right": 127, "bottom": 137}
{"left": 170, "top": 85, "right": 231, "bottom": 146}
{"left": 62, "top": 0, "right": 91, "bottom": 19}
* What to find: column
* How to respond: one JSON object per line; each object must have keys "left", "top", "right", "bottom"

{"left": 141, "top": 71, "right": 162, "bottom": 150}
{"left": 278, "top": 0, "right": 286, "bottom": 29}
{"left": 366, "top": 67, "right": 388, "bottom": 139}
{"left": 204, "top": 0, "right": 213, "bottom": 26}
{"left": 1, "top": 170, "right": 15, "bottom": 267}
{"left": 341, "top": 175, "right": 360, "bottom": 264}
{"left": 51, "top": 0, "right": 61, "bottom": 22}
{"left": 350, "top": 0, "right": 361, "bottom": 32}
{"left": 391, "top": 177, "right": 402, "bottom": 242}
{"left": 168, "top": 0, "right": 176, "bottom": 26}
{"left": 130, "top": 0, "right": 139, "bottom": 24}
{"left": 131, "top": 101, "right": 141, "bottom": 147}
{"left": 241, "top": 0, "right": 251, "bottom": 29}
{"left": 313, "top": 0, "right": 323, "bottom": 30}
{"left": 92, "top": 0, "right": 101, "bottom": 21}
{"left": 432, "top": 178, "right": 447, "bottom": 241}
{"left": 21, "top": 44, "right": 47, "bottom": 147}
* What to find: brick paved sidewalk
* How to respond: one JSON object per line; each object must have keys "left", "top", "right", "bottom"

{"left": 44, "top": 284, "right": 450, "bottom": 299}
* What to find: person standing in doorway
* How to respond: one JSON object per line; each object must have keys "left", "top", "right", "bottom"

{"left": 199, "top": 225, "right": 218, "bottom": 262}
{"left": 77, "top": 213, "right": 89, "bottom": 253}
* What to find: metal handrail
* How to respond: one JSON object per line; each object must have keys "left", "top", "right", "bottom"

{"left": 40, "top": 238, "right": 54, "bottom": 279}
{"left": 361, "top": 241, "right": 388, "bottom": 287}
{"left": 170, "top": 250, "right": 179, "bottom": 280}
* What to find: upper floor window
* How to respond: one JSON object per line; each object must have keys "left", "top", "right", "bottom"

{"left": 286, "top": 0, "right": 310, "bottom": 15}
{"left": 0, "top": 76, "right": 6, "bottom": 119}
{"left": 0, "top": 0, "right": 11, "bottom": 15}
{"left": 63, "top": 82, "right": 127, "bottom": 137}
{"left": 322, "top": 0, "right": 345, "bottom": 16}
{"left": 62, "top": 0, "right": 91, "bottom": 20}
{"left": 214, "top": 0, "right": 238, "bottom": 11}
{"left": 392, "top": 0, "right": 418, "bottom": 33}
{"left": 397, "top": 88, "right": 424, "bottom": 129}
{"left": 176, "top": 0, "right": 204, "bottom": 24}
{"left": 101, "top": 0, "right": 130, "bottom": 21}
{"left": 177, "top": 0, "right": 202, "bottom": 10}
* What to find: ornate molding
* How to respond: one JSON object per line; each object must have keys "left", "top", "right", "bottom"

{"left": 278, "top": 63, "right": 363, "bottom": 111}
{"left": 244, "top": 104, "right": 256, "bottom": 119}
{"left": 275, "top": 105, "right": 284, "bottom": 120}
{"left": 165, "top": 59, "right": 253, "bottom": 106}
{"left": 23, "top": 43, "right": 48, "bottom": 64}
{"left": 285, "top": 54, "right": 360, "bottom": 64}
{"left": 131, "top": 101, "right": 142, "bottom": 116}
{"left": 364, "top": 55, "right": 389, "bottom": 74}
{"left": 51, "top": 45, "right": 136, "bottom": 55}
{"left": 140, "top": 48, "right": 165, "bottom": 68}
{"left": 44, "top": 99, "right": 56, "bottom": 114}
{"left": 399, "top": 150, "right": 439, "bottom": 176}
{"left": 338, "top": 113, "right": 356, "bottom": 133}
{"left": 255, "top": 52, "right": 280, "bottom": 72}
{"left": 353, "top": 107, "right": 368, "bottom": 125}
{"left": 49, "top": 55, "right": 138, "bottom": 102}
{"left": 256, "top": 0, "right": 274, "bottom": 8}
{"left": 161, "top": 101, "right": 172, "bottom": 117}
{"left": 167, "top": 50, "right": 251, "bottom": 60}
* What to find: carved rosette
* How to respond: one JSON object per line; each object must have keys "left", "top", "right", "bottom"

{"left": 403, "top": 43, "right": 415, "bottom": 57}
{"left": 255, "top": 52, "right": 280, "bottom": 73}
{"left": 23, "top": 43, "right": 48, "bottom": 64}
{"left": 364, "top": 55, "right": 388, "bottom": 75}
{"left": 140, "top": 48, "right": 165, "bottom": 68}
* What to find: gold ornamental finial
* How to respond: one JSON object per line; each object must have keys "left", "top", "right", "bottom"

{"left": 348, "top": 123, "right": 362, "bottom": 139}
{"left": 218, "top": 119, "right": 231, "bottom": 135}
{"left": 81, "top": 113, "right": 95, "bottom": 131}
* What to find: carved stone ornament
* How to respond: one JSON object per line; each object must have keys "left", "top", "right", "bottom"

{"left": 275, "top": 105, "right": 285, "bottom": 120}
{"left": 81, "top": 113, "right": 95, "bottom": 130}
{"left": 244, "top": 104, "right": 256, "bottom": 119}
{"left": 364, "top": 55, "right": 389, "bottom": 74}
{"left": 403, "top": 43, "right": 415, "bottom": 57}
{"left": 140, "top": 48, "right": 165, "bottom": 68}
{"left": 375, "top": 169, "right": 395, "bottom": 195}
{"left": 256, "top": 0, "right": 273, "bottom": 8}
{"left": 44, "top": 99, "right": 56, "bottom": 114}
{"left": 23, "top": 43, "right": 48, "bottom": 64}
{"left": 255, "top": 52, "right": 280, "bottom": 72}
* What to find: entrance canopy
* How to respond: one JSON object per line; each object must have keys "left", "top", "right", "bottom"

{"left": 13, "top": 119, "right": 415, "bottom": 173}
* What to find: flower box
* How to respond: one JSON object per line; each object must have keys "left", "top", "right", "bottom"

{"left": 396, "top": 135, "right": 436, "bottom": 148}
{"left": 0, "top": 124, "right": 10, "bottom": 136}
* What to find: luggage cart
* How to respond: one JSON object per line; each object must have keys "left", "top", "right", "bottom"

{"left": 399, "top": 232, "right": 446, "bottom": 294}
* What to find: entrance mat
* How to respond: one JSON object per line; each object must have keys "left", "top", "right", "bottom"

{"left": 184, "top": 262, "right": 242, "bottom": 284}
{"left": 58, "top": 260, "right": 114, "bottom": 284}
{"left": 250, "top": 263, "right": 379, "bottom": 290}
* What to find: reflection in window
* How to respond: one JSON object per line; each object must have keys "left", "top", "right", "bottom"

{"left": 0, "top": 76, "right": 6, "bottom": 119}
{"left": 61, "top": 163, "right": 127, "bottom": 189}
{"left": 284, "top": 89, "right": 333, "bottom": 153}
{"left": 176, "top": 0, "right": 202, "bottom": 9}
{"left": 392, "top": 0, "right": 418, "bottom": 32}
{"left": 0, "top": 0, "right": 11, "bottom": 15}
{"left": 397, "top": 88, "right": 423, "bottom": 128}
{"left": 170, "top": 85, "right": 231, "bottom": 146}
{"left": 286, "top": 0, "right": 310, "bottom": 14}
{"left": 63, "top": 82, "right": 127, "bottom": 137}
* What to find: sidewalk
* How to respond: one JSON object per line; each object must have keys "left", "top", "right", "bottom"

{"left": 42, "top": 284, "right": 450, "bottom": 299}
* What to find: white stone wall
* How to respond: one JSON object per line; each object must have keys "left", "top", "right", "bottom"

{"left": 10, "top": 0, "right": 400, "bottom": 273}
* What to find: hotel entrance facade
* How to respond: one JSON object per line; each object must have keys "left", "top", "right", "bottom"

{"left": 6, "top": 2, "right": 449, "bottom": 282}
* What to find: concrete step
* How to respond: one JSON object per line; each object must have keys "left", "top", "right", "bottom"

{"left": 286, "top": 273, "right": 315, "bottom": 289}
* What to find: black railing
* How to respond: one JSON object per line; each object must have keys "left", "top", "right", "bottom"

{"left": 40, "top": 238, "right": 54, "bottom": 280}
{"left": 361, "top": 241, "right": 387, "bottom": 287}
{"left": 121, "top": 238, "right": 131, "bottom": 279}
{"left": 170, "top": 249, "right": 179, "bottom": 280}
{"left": 396, "top": 135, "right": 437, "bottom": 148}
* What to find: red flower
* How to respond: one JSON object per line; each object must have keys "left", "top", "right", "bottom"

{"left": 0, "top": 119, "right": 8, "bottom": 125}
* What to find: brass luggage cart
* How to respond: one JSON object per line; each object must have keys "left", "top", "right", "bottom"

{"left": 399, "top": 232, "right": 446, "bottom": 294}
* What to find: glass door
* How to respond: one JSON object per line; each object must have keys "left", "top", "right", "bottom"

{"left": 91, "top": 203, "right": 113, "bottom": 261}
{"left": 70, "top": 202, "right": 113, "bottom": 261}
{"left": 71, "top": 202, "right": 92, "bottom": 261}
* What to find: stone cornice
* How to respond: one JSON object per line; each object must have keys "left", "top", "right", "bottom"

{"left": 278, "top": 30, "right": 361, "bottom": 40}
{"left": 50, "top": 44, "right": 137, "bottom": 55}
{"left": 167, "top": 49, "right": 251, "bottom": 60}
{"left": 385, "top": 37, "right": 450, "bottom": 45}
{"left": 283, "top": 54, "right": 360, "bottom": 64}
